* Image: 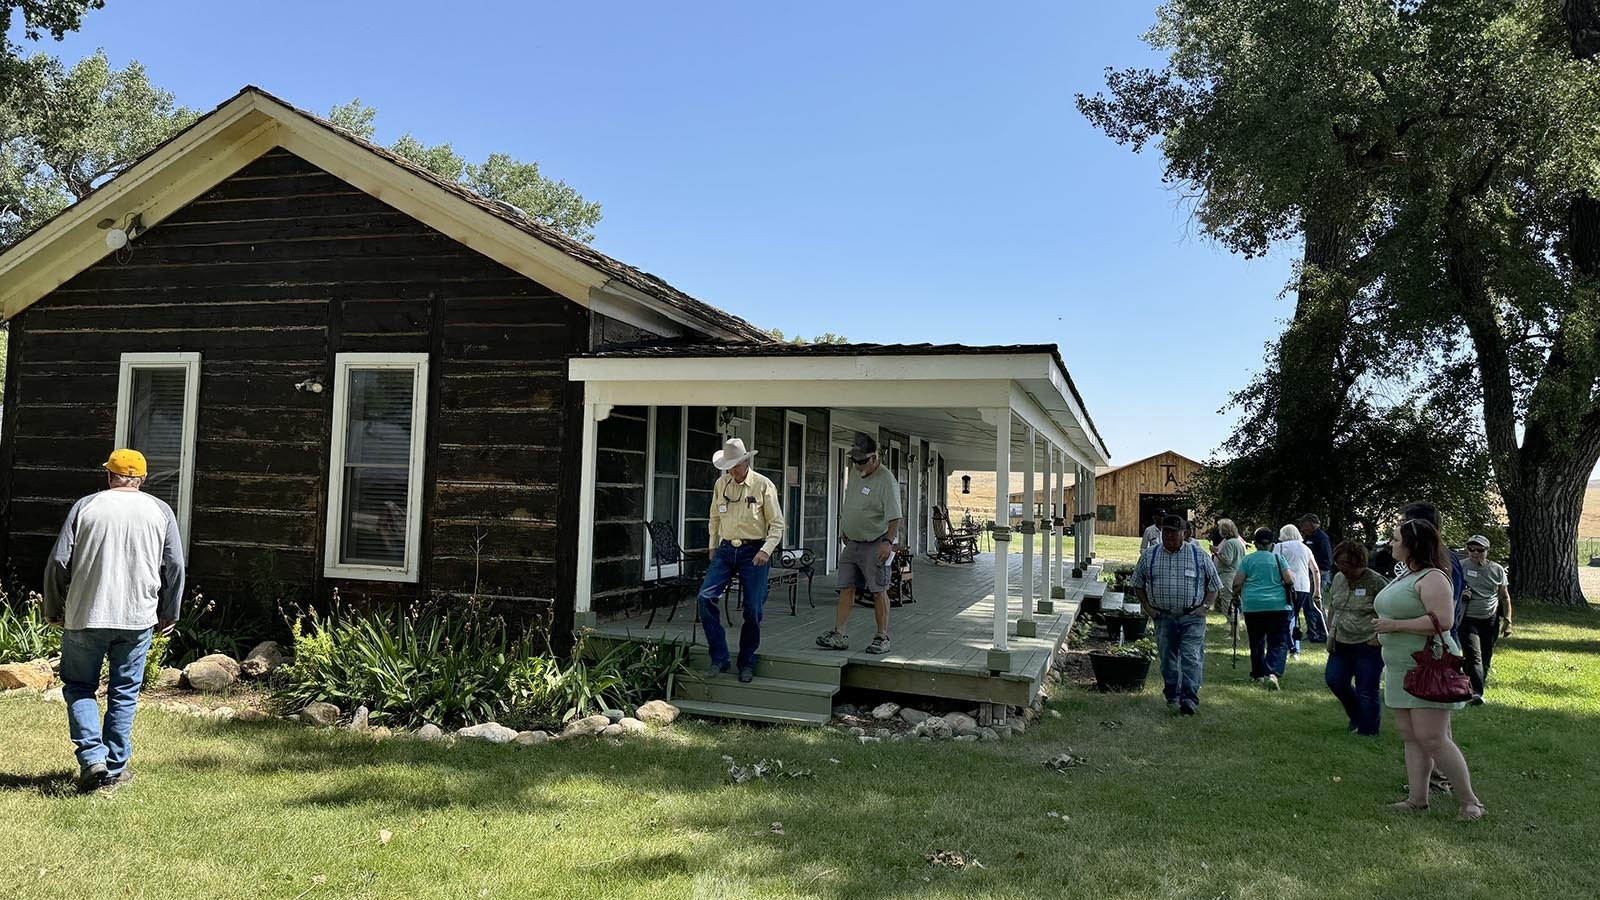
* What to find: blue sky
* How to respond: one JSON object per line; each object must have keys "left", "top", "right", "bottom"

{"left": 20, "top": 1, "right": 1298, "bottom": 467}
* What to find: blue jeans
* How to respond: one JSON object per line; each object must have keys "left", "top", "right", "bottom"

{"left": 1324, "top": 640, "right": 1384, "bottom": 735}
{"left": 1290, "top": 590, "right": 1327, "bottom": 649}
{"left": 1244, "top": 610, "right": 1291, "bottom": 678}
{"left": 60, "top": 627, "right": 153, "bottom": 774}
{"left": 697, "top": 542, "right": 770, "bottom": 671}
{"left": 1153, "top": 613, "right": 1206, "bottom": 707}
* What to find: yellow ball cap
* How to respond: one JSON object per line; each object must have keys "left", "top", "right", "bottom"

{"left": 104, "top": 448, "right": 148, "bottom": 477}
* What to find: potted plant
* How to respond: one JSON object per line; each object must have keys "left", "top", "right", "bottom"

{"left": 1088, "top": 637, "right": 1156, "bottom": 692}
{"left": 1102, "top": 606, "right": 1149, "bottom": 642}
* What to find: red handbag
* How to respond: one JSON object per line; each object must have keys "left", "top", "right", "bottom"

{"left": 1403, "top": 611, "right": 1473, "bottom": 703}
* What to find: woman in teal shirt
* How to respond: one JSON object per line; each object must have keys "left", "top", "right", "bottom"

{"left": 1232, "top": 527, "right": 1295, "bottom": 688}
{"left": 1375, "top": 518, "right": 1484, "bottom": 821}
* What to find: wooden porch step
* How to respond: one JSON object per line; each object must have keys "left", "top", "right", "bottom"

{"left": 670, "top": 699, "right": 833, "bottom": 727}
{"left": 673, "top": 673, "right": 837, "bottom": 716}
{"left": 681, "top": 648, "right": 844, "bottom": 685}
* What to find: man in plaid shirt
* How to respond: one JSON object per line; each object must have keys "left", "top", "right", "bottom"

{"left": 1131, "top": 515, "right": 1221, "bottom": 716}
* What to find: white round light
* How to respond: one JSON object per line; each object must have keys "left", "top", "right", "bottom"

{"left": 104, "top": 228, "right": 128, "bottom": 250}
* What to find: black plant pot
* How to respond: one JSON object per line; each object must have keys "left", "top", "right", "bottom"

{"left": 1104, "top": 614, "right": 1148, "bottom": 642}
{"left": 1089, "top": 653, "right": 1151, "bottom": 692}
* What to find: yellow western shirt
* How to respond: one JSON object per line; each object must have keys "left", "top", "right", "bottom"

{"left": 708, "top": 469, "right": 786, "bottom": 556}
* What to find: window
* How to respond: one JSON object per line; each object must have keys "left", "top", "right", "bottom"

{"left": 784, "top": 412, "right": 806, "bottom": 547}
{"left": 324, "top": 353, "right": 428, "bottom": 582}
{"left": 645, "top": 406, "right": 686, "bottom": 576}
{"left": 116, "top": 353, "right": 200, "bottom": 551}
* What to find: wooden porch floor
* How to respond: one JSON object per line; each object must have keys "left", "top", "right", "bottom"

{"left": 590, "top": 553, "right": 1100, "bottom": 708}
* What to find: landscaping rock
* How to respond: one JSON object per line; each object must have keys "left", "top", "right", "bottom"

{"left": 42, "top": 686, "right": 66, "bottom": 704}
{"left": 945, "top": 712, "right": 979, "bottom": 737}
{"left": 417, "top": 723, "right": 445, "bottom": 742}
{"left": 954, "top": 734, "right": 979, "bottom": 743}
{"left": 562, "top": 714, "right": 611, "bottom": 739}
{"left": 600, "top": 708, "right": 626, "bottom": 724}
{"left": 1048, "top": 709, "right": 1062, "bottom": 719}
{"left": 183, "top": 654, "right": 240, "bottom": 693}
{"left": 601, "top": 724, "right": 624, "bottom": 737}
{"left": 1011, "top": 718, "right": 1027, "bottom": 736}
{"left": 1022, "top": 708, "right": 1037, "bottom": 723}
{"left": 298, "top": 702, "right": 341, "bottom": 727}
{"left": 458, "top": 722, "right": 518, "bottom": 744}
{"left": 210, "top": 706, "right": 236, "bottom": 720}
{"left": 857, "top": 735, "right": 880, "bottom": 744}
{"left": 155, "top": 667, "right": 184, "bottom": 690}
{"left": 870, "top": 702, "right": 901, "bottom": 720}
{"left": 240, "top": 641, "right": 287, "bottom": 678}
{"left": 831, "top": 703, "right": 859, "bottom": 718}
{"left": 514, "top": 730, "right": 551, "bottom": 746}
{"left": 369, "top": 726, "right": 392, "bottom": 740}
{"left": 847, "top": 726, "right": 866, "bottom": 738}
{"left": 978, "top": 727, "right": 1000, "bottom": 742}
{"left": 236, "top": 709, "right": 271, "bottom": 723}
{"left": 0, "top": 660, "right": 52, "bottom": 691}
{"left": 921, "top": 716, "right": 953, "bottom": 741}
{"left": 635, "top": 700, "right": 679, "bottom": 726}
{"left": 617, "top": 717, "right": 647, "bottom": 735}
{"left": 994, "top": 724, "right": 1015, "bottom": 740}
{"left": 348, "top": 705, "right": 371, "bottom": 733}
{"left": 873, "top": 727, "right": 893, "bottom": 740}
{"left": 898, "top": 707, "right": 930, "bottom": 726}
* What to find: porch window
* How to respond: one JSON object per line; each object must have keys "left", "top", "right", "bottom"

{"left": 646, "top": 406, "right": 687, "bottom": 576}
{"left": 784, "top": 412, "right": 806, "bottom": 547}
{"left": 324, "top": 353, "right": 428, "bottom": 582}
{"left": 115, "top": 352, "right": 200, "bottom": 550}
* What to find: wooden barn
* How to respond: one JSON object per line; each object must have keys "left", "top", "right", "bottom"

{"left": 1059, "top": 450, "right": 1207, "bottom": 538}
{"left": 0, "top": 86, "right": 1114, "bottom": 723}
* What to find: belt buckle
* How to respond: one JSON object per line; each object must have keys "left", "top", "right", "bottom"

{"left": 730, "top": 539, "right": 743, "bottom": 547}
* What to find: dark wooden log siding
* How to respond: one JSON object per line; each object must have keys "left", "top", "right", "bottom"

{"left": 0, "top": 149, "right": 586, "bottom": 627}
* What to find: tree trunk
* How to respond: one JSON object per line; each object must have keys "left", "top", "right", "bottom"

{"left": 1504, "top": 458, "right": 1590, "bottom": 607}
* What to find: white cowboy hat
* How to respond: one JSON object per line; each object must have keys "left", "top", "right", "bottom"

{"left": 712, "top": 437, "right": 757, "bottom": 470}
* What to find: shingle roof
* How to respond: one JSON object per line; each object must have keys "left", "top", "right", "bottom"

{"left": 585, "top": 340, "right": 1110, "bottom": 458}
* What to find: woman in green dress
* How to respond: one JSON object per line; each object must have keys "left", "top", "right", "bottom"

{"left": 1374, "top": 518, "right": 1484, "bottom": 821}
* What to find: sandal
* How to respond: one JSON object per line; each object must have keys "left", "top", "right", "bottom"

{"left": 1388, "top": 798, "right": 1430, "bottom": 813}
{"left": 1457, "top": 801, "right": 1487, "bottom": 823}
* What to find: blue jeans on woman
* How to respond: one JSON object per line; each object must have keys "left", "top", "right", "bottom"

{"left": 697, "top": 541, "right": 771, "bottom": 671}
{"left": 1153, "top": 612, "right": 1207, "bottom": 708}
{"left": 1324, "top": 640, "right": 1383, "bottom": 735}
{"left": 1289, "top": 590, "right": 1326, "bottom": 651}
{"left": 60, "top": 627, "right": 153, "bottom": 776}
{"left": 1244, "top": 610, "right": 1291, "bottom": 679}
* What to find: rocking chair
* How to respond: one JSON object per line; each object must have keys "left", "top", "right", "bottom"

{"left": 931, "top": 506, "right": 979, "bottom": 564}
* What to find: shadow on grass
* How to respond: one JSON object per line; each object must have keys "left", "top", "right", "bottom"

{"left": 0, "top": 770, "right": 77, "bottom": 798}
{"left": 1499, "top": 637, "right": 1599, "bottom": 655}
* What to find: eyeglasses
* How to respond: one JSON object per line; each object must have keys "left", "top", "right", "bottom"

{"left": 1467, "top": 547, "right": 1487, "bottom": 553}
{"left": 853, "top": 456, "right": 876, "bottom": 466}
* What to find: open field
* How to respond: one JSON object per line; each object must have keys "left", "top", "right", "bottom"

{"left": 3, "top": 605, "right": 1596, "bottom": 899}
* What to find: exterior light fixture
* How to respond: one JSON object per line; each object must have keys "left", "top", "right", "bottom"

{"left": 97, "top": 213, "right": 144, "bottom": 250}
{"left": 961, "top": 475, "right": 971, "bottom": 494}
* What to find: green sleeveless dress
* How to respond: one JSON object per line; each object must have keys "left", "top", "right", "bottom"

{"left": 1374, "top": 569, "right": 1466, "bottom": 710}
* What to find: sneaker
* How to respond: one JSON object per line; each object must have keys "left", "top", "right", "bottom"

{"left": 97, "top": 769, "right": 134, "bottom": 794}
{"left": 1469, "top": 694, "right": 1484, "bottom": 706}
{"left": 704, "top": 661, "right": 729, "bottom": 678}
{"left": 1290, "top": 649, "right": 1300, "bottom": 661}
{"left": 1179, "top": 703, "right": 1197, "bottom": 717}
{"left": 738, "top": 668, "right": 754, "bottom": 684}
{"left": 75, "top": 762, "right": 108, "bottom": 794}
{"left": 865, "top": 633, "right": 891, "bottom": 654}
{"left": 815, "top": 630, "right": 849, "bottom": 650}
{"left": 1266, "top": 675, "right": 1280, "bottom": 691}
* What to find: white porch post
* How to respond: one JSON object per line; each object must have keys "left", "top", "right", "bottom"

{"left": 989, "top": 407, "right": 1012, "bottom": 670}
{"left": 1017, "top": 425, "right": 1037, "bottom": 637}
{"left": 1038, "top": 440, "right": 1055, "bottom": 614}
{"left": 1085, "top": 462, "right": 1097, "bottom": 561}
{"left": 574, "top": 398, "right": 605, "bottom": 628}
{"left": 1053, "top": 447, "right": 1066, "bottom": 594}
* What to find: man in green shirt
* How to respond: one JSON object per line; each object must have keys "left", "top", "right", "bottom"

{"left": 817, "top": 433, "right": 902, "bottom": 654}
{"left": 1460, "top": 534, "right": 1512, "bottom": 704}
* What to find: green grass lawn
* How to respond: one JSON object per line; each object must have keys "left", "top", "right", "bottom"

{"left": 3, "top": 605, "right": 1598, "bottom": 899}
{"left": 991, "top": 532, "right": 1147, "bottom": 564}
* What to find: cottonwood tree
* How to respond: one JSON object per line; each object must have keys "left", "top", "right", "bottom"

{"left": 0, "top": 0, "right": 102, "bottom": 95}
{"left": 327, "top": 99, "right": 603, "bottom": 243}
{"left": 1081, "top": 0, "right": 1600, "bottom": 605}
{"left": 0, "top": 50, "right": 198, "bottom": 250}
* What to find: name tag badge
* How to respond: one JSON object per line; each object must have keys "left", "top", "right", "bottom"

{"left": 1183, "top": 569, "right": 1195, "bottom": 578}
{"left": 861, "top": 487, "right": 871, "bottom": 495}
{"left": 718, "top": 504, "right": 729, "bottom": 514}
{"left": 1466, "top": 571, "right": 1480, "bottom": 578}
{"left": 1354, "top": 589, "right": 1367, "bottom": 597}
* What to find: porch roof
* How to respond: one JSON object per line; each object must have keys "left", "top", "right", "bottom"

{"left": 569, "top": 341, "right": 1111, "bottom": 469}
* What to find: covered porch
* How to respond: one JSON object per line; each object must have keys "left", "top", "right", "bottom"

{"left": 568, "top": 343, "right": 1112, "bottom": 722}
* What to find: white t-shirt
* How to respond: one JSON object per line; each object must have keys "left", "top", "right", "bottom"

{"left": 1274, "top": 540, "right": 1316, "bottom": 593}
{"left": 43, "top": 490, "right": 185, "bottom": 630}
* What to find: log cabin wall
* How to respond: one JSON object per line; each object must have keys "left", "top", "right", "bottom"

{"left": 0, "top": 148, "right": 587, "bottom": 636}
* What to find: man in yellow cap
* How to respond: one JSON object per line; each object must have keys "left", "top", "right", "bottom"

{"left": 43, "top": 449, "right": 185, "bottom": 794}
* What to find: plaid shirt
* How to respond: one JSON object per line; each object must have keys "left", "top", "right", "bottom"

{"left": 1133, "top": 540, "right": 1222, "bottom": 615}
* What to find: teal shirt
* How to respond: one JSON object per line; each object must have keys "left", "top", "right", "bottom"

{"left": 1236, "top": 549, "right": 1291, "bottom": 613}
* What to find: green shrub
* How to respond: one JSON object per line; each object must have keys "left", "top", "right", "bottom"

{"left": 165, "top": 588, "right": 274, "bottom": 667}
{"left": 0, "top": 589, "right": 59, "bottom": 664}
{"left": 143, "top": 631, "right": 170, "bottom": 687}
{"left": 274, "top": 594, "right": 684, "bottom": 731}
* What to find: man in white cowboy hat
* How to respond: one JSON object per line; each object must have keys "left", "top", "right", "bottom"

{"left": 696, "top": 437, "right": 785, "bottom": 683}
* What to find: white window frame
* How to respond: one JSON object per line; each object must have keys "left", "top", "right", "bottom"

{"left": 323, "top": 352, "right": 429, "bottom": 583}
{"left": 783, "top": 410, "right": 807, "bottom": 548}
{"left": 115, "top": 352, "right": 201, "bottom": 555}
{"left": 644, "top": 405, "right": 689, "bottom": 580}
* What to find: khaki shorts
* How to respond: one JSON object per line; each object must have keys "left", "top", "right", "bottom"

{"left": 838, "top": 538, "right": 892, "bottom": 594}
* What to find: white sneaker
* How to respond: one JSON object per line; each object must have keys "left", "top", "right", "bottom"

{"left": 1266, "top": 675, "right": 1280, "bottom": 691}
